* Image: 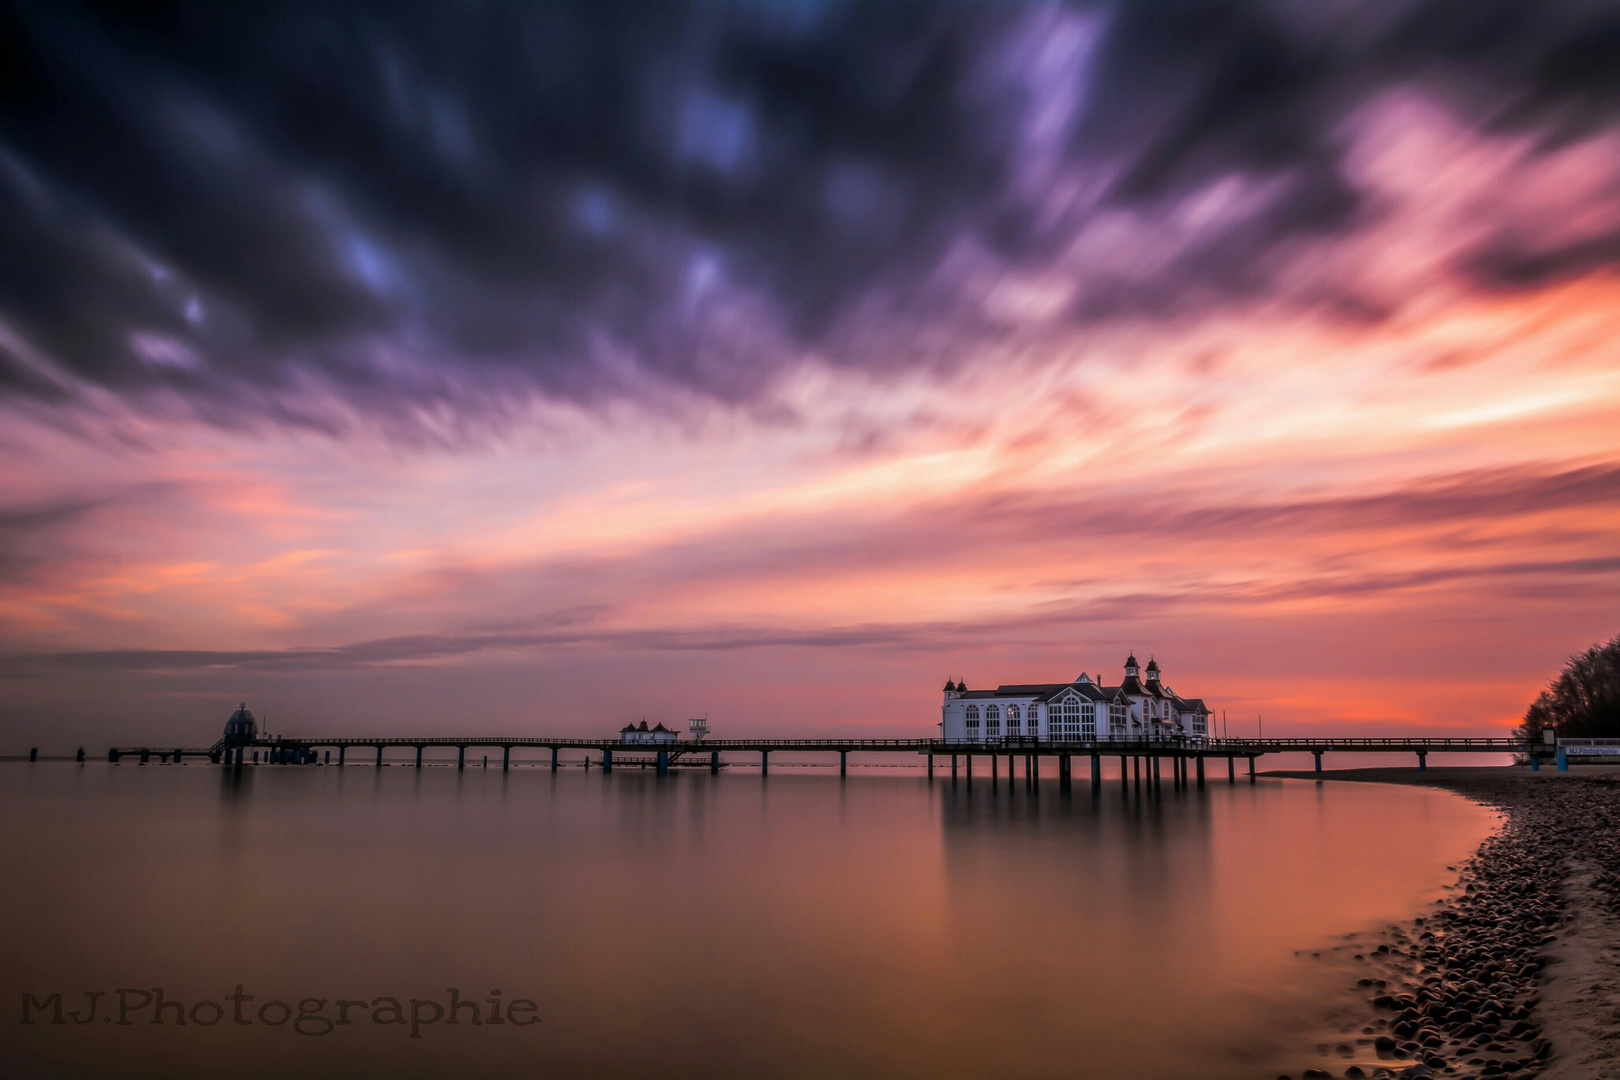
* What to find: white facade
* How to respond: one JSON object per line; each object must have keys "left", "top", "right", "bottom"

{"left": 940, "top": 654, "right": 1210, "bottom": 745}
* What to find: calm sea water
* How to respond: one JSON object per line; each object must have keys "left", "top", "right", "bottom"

{"left": 0, "top": 762, "right": 1496, "bottom": 1079}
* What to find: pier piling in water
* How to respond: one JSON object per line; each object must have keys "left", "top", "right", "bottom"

{"left": 840, "top": 750, "right": 847, "bottom": 778}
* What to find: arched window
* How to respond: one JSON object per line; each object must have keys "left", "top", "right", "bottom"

{"left": 1006, "top": 704, "right": 1020, "bottom": 721}
{"left": 986, "top": 705, "right": 999, "bottom": 720}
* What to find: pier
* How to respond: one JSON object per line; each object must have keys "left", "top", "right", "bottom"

{"left": 103, "top": 733, "right": 1546, "bottom": 782}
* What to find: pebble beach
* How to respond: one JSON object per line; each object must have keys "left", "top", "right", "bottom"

{"left": 1265, "top": 766, "right": 1620, "bottom": 1080}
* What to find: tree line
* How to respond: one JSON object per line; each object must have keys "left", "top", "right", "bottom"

{"left": 1517, "top": 633, "right": 1620, "bottom": 742}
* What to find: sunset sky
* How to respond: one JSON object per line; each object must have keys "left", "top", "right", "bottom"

{"left": 2, "top": 1, "right": 1619, "bottom": 747}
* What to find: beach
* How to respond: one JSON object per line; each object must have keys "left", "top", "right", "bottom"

{"left": 1264, "top": 766, "right": 1620, "bottom": 1080}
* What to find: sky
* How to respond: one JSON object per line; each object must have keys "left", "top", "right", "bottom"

{"left": 2, "top": 0, "right": 1619, "bottom": 748}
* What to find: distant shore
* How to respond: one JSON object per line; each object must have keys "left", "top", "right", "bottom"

{"left": 1264, "top": 765, "right": 1620, "bottom": 1080}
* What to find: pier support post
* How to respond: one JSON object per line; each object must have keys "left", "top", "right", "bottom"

{"left": 140, "top": 748, "right": 149, "bottom": 764}
{"left": 657, "top": 750, "right": 668, "bottom": 776}
{"left": 338, "top": 746, "right": 346, "bottom": 767}
{"left": 1418, "top": 751, "right": 1429, "bottom": 772}
{"left": 927, "top": 753, "right": 934, "bottom": 781}
{"left": 76, "top": 747, "right": 85, "bottom": 764}
{"left": 1228, "top": 756, "right": 1235, "bottom": 784}
{"left": 1247, "top": 755, "right": 1256, "bottom": 782}
{"left": 711, "top": 751, "right": 720, "bottom": 773}
{"left": 759, "top": 750, "right": 767, "bottom": 776}
{"left": 1025, "top": 755, "right": 1034, "bottom": 782}
{"left": 1133, "top": 756, "right": 1140, "bottom": 785}
{"left": 992, "top": 754, "right": 998, "bottom": 784}
{"left": 1090, "top": 754, "right": 1100, "bottom": 785}
{"left": 1151, "top": 756, "right": 1161, "bottom": 785}
{"left": 840, "top": 751, "right": 847, "bottom": 778}
{"left": 602, "top": 749, "right": 612, "bottom": 773}
{"left": 551, "top": 747, "right": 559, "bottom": 772}
{"left": 376, "top": 745, "right": 383, "bottom": 767}
{"left": 416, "top": 746, "right": 424, "bottom": 769}
{"left": 1313, "top": 751, "right": 1323, "bottom": 775}
{"left": 29, "top": 747, "right": 37, "bottom": 762}
{"left": 966, "top": 755, "right": 972, "bottom": 783}
{"left": 503, "top": 746, "right": 511, "bottom": 771}
{"left": 458, "top": 746, "right": 466, "bottom": 770}
{"left": 951, "top": 754, "right": 958, "bottom": 781}
{"left": 1195, "top": 756, "right": 1205, "bottom": 787}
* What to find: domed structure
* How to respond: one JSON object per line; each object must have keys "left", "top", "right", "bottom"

{"left": 223, "top": 702, "right": 257, "bottom": 744}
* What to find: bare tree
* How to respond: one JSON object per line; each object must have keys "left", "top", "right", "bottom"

{"left": 1517, "top": 633, "right": 1620, "bottom": 742}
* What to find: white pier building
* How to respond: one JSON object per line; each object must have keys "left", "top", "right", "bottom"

{"left": 940, "top": 654, "right": 1210, "bottom": 744}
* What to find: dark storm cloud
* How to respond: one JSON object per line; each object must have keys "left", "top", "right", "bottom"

{"left": 3, "top": 0, "right": 1620, "bottom": 427}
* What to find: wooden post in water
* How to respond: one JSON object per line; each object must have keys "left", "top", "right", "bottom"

{"left": 711, "top": 751, "right": 720, "bottom": 773}
{"left": 1248, "top": 755, "right": 1256, "bottom": 783}
{"left": 840, "top": 751, "right": 847, "bottom": 778}
{"left": 375, "top": 745, "right": 383, "bottom": 767}
{"left": 503, "top": 746, "right": 511, "bottom": 771}
{"left": 1228, "top": 756, "right": 1235, "bottom": 784}
{"left": 927, "top": 753, "right": 934, "bottom": 781}
{"left": 991, "top": 754, "right": 998, "bottom": 784}
{"left": 416, "top": 746, "right": 424, "bottom": 769}
{"left": 457, "top": 746, "right": 466, "bottom": 770}
{"left": 1195, "top": 755, "right": 1205, "bottom": 787}
{"left": 551, "top": 747, "right": 559, "bottom": 772}
{"left": 951, "top": 754, "right": 958, "bottom": 781}
{"left": 759, "top": 750, "right": 766, "bottom": 776}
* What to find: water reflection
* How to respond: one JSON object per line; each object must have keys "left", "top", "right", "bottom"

{"left": 0, "top": 764, "right": 1494, "bottom": 1080}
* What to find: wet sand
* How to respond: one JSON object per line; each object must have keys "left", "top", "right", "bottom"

{"left": 1264, "top": 765, "right": 1620, "bottom": 1080}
